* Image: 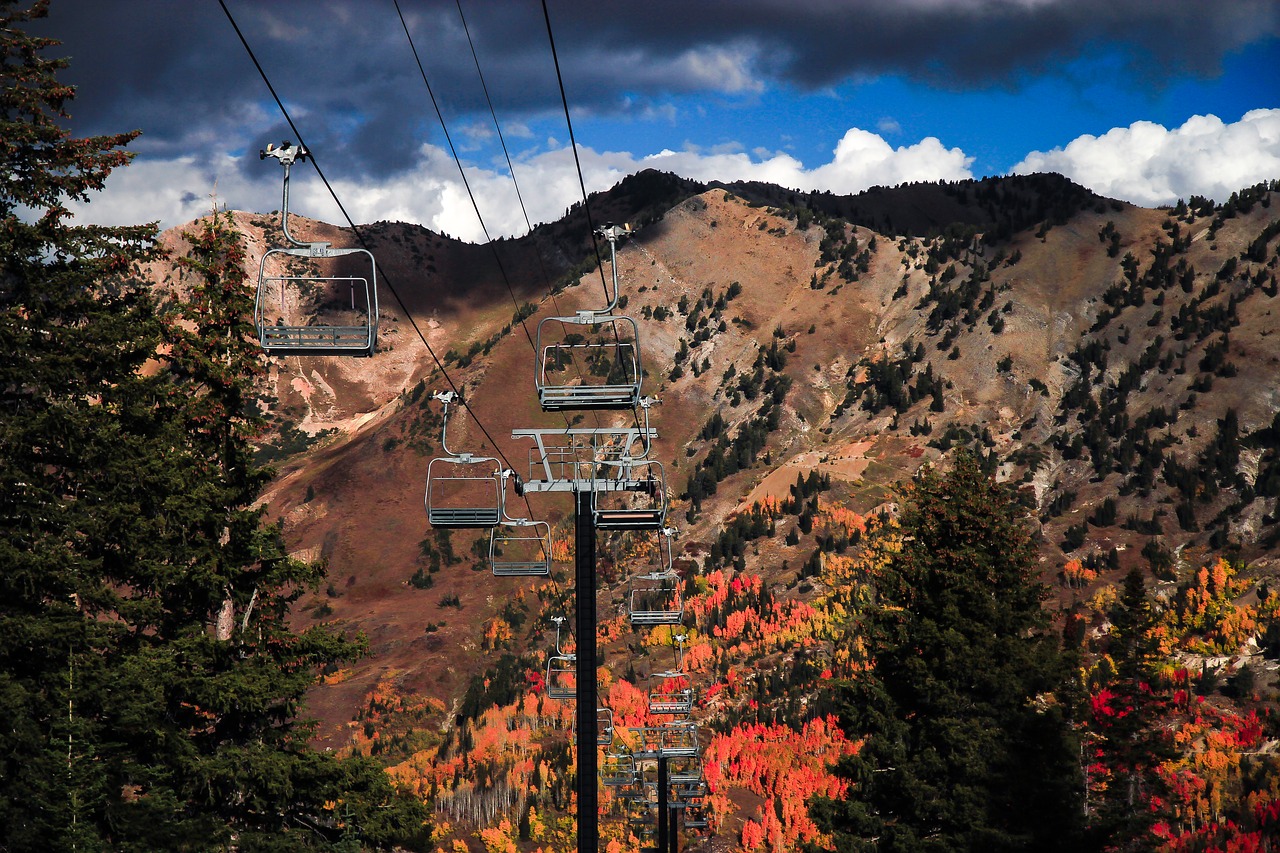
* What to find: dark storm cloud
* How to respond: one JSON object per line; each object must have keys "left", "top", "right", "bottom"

{"left": 32, "top": 0, "right": 1280, "bottom": 181}
{"left": 535, "top": 0, "right": 1280, "bottom": 96}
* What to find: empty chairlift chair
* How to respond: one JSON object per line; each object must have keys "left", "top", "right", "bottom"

{"left": 593, "top": 458, "right": 668, "bottom": 530}
{"left": 425, "top": 392, "right": 509, "bottom": 528}
{"left": 546, "top": 654, "right": 576, "bottom": 700}
{"left": 629, "top": 722, "right": 699, "bottom": 759}
{"left": 674, "top": 778, "right": 709, "bottom": 800}
{"left": 601, "top": 753, "right": 637, "bottom": 786}
{"left": 629, "top": 572, "right": 683, "bottom": 627}
{"left": 597, "top": 707, "right": 615, "bottom": 746}
{"left": 545, "top": 616, "right": 576, "bottom": 700}
{"left": 628, "top": 529, "right": 683, "bottom": 627}
{"left": 668, "top": 755, "right": 704, "bottom": 785}
{"left": 534, "top": 223, "right": 645, "bottom": 411}
{"left": 255, "top": 142, "right": 378, "bottom": 356}
{"left": 489, "top": 519, "right": 552, "bottom": 577}
{"left": 647, "top": 670, "right": 693, "bottom": 715}
{"left": 648, "top": 634, "right": 694, "bottom": 715}
{"left": 535, "top": 315, "right": 644, "bottom": 411}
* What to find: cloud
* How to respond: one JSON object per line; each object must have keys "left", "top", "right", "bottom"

{"left": 34, "top": 0, "right": 1279, "bottom": 182}
{"left": 876, "top": 117, "right": 902, "bottom": 136}
{"left": 1012, "top": 109, "right": 1280, "bottom": 205}
{"left": 69, "top": 127, "right": 973, "bottom": 241}
{"left": 31, "top": 2, "right": 1275, "bottom": 238}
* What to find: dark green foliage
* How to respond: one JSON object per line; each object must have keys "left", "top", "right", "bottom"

{"left": 709, "top": 501, "right": 783, "bottom": 568}
{"left": 1089, "top": 498, "right": 1118, "bottom": 527}
{"left": 1062, "top": 522, "right": 1088, "bottom": 551}
{"left": 684, "top": 353, "right": 792, "bottom": 511}
{"left": 813, "top": 453, "right": 1083, "bottom": 852}
{"left": 837, "top": 343, "right": 940, "bottom": 418}
{"left": 0, "top": 9, "right": 428, "bottom": 847}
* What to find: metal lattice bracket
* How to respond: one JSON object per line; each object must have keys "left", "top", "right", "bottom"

{"left": 511, "top": 427, "right": 659, "bottom": 491}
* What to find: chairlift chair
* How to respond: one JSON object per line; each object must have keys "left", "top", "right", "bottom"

{"left": 668, "top": 755, "right": 704, "bottom": 785}
{"left": 545, "top": 616, "right": 576, "bottom": 700}
{"left": 648, "top": 631, "right": 693, "bottom": 714}
{"left": 425, "top": 392, "right": 508, "bottom": 528}
{"left": 426, "top": 456, "right": 506, "bottom": 527}
{"left": 601, "top": 753, "right": 637, "bottom": 786}
{"left": 546, "top": 653, "right": 576, "bottom": 700}
{"left": 533, "top": 222, "right": 643, "bottom": 410}
{"left": 629, "top": 571, "right": 683, "bottom": 627}
{"left": 614, "top": 778, "right": 645, "bottom": 799}
{"left": 630, "top": 722, "right": 699, "bottom": 759}
{"left": 627, "top": 812, "right": 657, "bottom": 835}
{"left": 255, "top": 141, "right": 378, "bottom": 356}
{"left": 535, "top": 314, "right": 644, "bottom": 411}
{"left": 593, "top": 459, "right": 668, "bottom": 529}
{"left": 647, "top": 670, "right": 694, "bottom": 715}
{"left": 597, "top": 707, "right": 615, "bottom": 746}
{"left": 489, "top": 519, "right": 552, "bottom": 576}
{"left": 684, "top": 806, "right": 710, "bottom": 830}
{"left": 674, "top": 779, "right": 709, "bottom": 800}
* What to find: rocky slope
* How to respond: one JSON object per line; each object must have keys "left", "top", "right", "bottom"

{"left": 153, "top": 174, "right": 1280, "bottom": 835}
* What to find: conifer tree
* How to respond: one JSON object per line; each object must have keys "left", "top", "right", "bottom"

{"left": 0, "top": 4, "right": 429, "bottom": 848}
{"left": 1, "top": 1, "right": 162, "bottom": 844}
{"left": 812, "top": 451, "right": 1083, "bottom": 852}
{"left": 1082, "top": 568, "right": 1175, "bottom": 848}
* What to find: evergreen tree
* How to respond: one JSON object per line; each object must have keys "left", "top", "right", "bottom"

{"left": 812, "top": 452, "right": 1083, "bottom": 852}
{"left": 1081, "top": 569, "right": 1175, "bottom": 848}
{"left": 0, "top": 5, "right": 428, "bottom": 848}
{"left": 1, "top": 2, "right": 161, "bottom": 845}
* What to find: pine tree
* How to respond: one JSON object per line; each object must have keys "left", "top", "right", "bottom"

{"left": 1, "top": 2, "right": 162, "bottom": 845}
{"left": 1082, "top": 568, "right": 1175, "bottom": 848}
{"left": 812, "top": 451, "right": 1083, "bottom": 852}
{"left": 0, "top": 5, "right": 429, "bottom": 848}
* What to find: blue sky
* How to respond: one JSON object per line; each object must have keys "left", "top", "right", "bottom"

{"left": 35, "top": 0, "right": 1280, "bottom": 241}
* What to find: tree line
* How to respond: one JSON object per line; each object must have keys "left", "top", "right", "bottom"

{"left": 0, "top": 4, "right": 428, "bottom": 848}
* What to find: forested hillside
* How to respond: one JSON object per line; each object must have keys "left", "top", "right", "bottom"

{"left": 5, "top": 2, "right": 1280, "bottom": 850}
{"left": 236, "top": 168, "right": 1280, "bottom": 852}
{"left": 0, "top": 6, "right": 429, "bottom": 849}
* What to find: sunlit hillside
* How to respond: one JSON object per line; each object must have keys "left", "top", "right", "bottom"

{"left": 149, "top": 172, "right": 1280, "bottom": 851}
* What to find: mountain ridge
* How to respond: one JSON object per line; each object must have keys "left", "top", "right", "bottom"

{"left": 149, "top": 172, "right": 1280, "bottom": 845}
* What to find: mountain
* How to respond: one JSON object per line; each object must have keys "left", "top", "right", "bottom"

{"left": 151, "top": 173, "right": 1280, "bottom": 848}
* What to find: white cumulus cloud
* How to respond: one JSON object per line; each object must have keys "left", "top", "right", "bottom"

{"left": 69, "top": 127, "right": 976, "bottom": 241}
{"left": 1012, "top": 109, "right": 1280, "bottom": 205}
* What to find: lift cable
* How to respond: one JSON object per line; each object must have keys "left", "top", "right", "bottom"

{"left": 454, "top": 0, "right": 560, "bottom": 313}
{"left": 217, "top": 0, "right": 519, "bottom": 476}
{"left": 400, "top": 0, "right": 604, "bottom": 441}
{"left": 452, "top": 0, "right": 606, "bottom": 434}
{"left": 540, "top": 0, "right": 645, "bottom": 432}
{"left": 392, "top": 0, "right": 540, "bottom": 354}
{"left": 540, "top": 0, "right": 612, "bottom": 307}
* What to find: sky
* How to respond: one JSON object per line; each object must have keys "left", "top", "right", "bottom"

{"left": 30, "top": 0, "right": 1280, "bottom": 243}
